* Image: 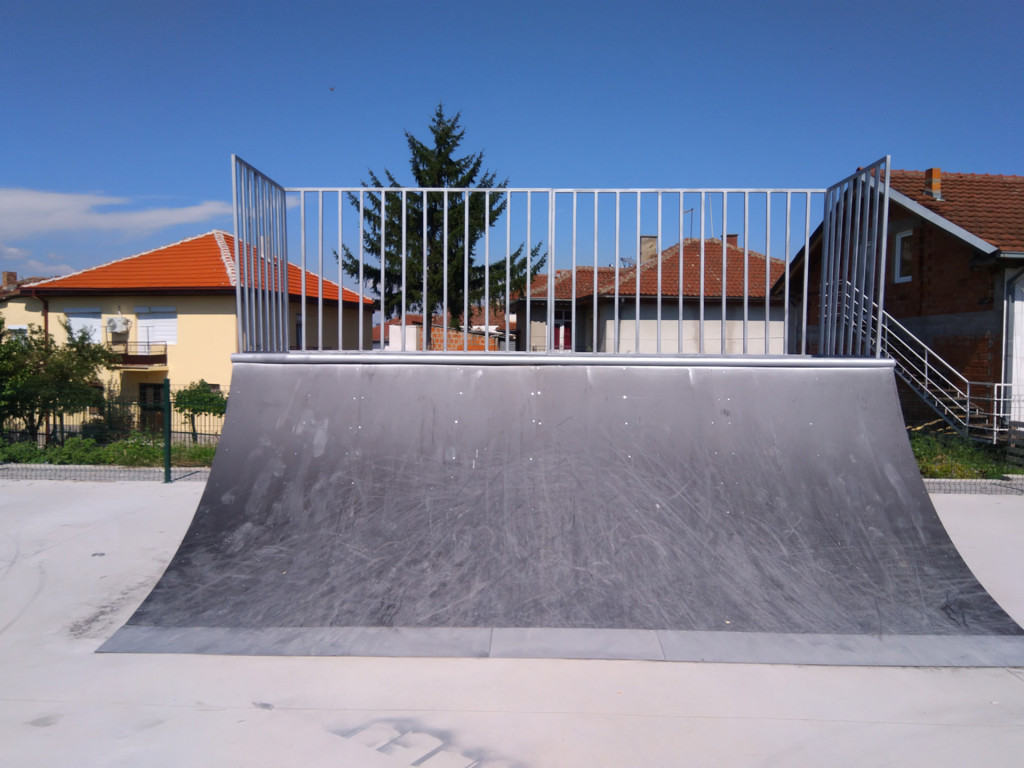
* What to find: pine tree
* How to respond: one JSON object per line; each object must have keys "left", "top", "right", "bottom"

{"left": 341, "top": 104, "right": 541, "bottom": 349}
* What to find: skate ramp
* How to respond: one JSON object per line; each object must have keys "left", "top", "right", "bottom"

{"left": 101, "top": 354, "right": 1024, "bottom": 665}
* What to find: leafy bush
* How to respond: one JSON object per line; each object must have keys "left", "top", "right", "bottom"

{"left": 46, "top": 436, "right": 110, "bottom": 465}
{"left": 171, "top": 442, "right": 218, "bottom": 467}
{"left": 0, "top": 439, "right": 47, "bottom": 463}
{"left": 102, "top": 433, "right": 163, "bottom": 467}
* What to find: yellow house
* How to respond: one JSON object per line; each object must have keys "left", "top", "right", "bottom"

{"left": 0, "top": 231, "right": 373, "bottom": 400}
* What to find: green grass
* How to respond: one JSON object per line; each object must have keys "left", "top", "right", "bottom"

{"left": 908, "top": 429, "right": 1010, "bottom": 479}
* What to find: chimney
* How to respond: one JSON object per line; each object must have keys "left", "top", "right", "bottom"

{"left": 924, "top": 168, "right": 943, "bottom": 200}
{"left": 1, "top": 271, "right": 16, "bottom": 289}
{"left": 639, "top": 235, "right": 659, "bottom": 264}
{"left": 726, "top": 234, "right": 738, "bottom": 248}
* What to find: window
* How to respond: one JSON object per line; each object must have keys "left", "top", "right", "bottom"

{"left": 135, "top": 306, "right": 177, "bottom": 351}
{"left": 552, "top": 308, "right": 572, "bottom": 351}
{"left": 64, "top": 309, "right": 102, "bottom": 341}
{"left": 894, "top": 230, "right": 913, "bottom": 283}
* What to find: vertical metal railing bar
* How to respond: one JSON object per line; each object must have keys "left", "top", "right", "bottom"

{"left": 873, "top": 156, "right": 892, "bottom": 358}
{"left": 504, "top": 194, "right": 511, "bottom": 352}
{"left": 817, "top": 186, "right": 832, "bottom": 355}
{"left": 298, "top": 192, "right": 306, "bottom": 351}
{"left": 677, "top": 193, "right": 684, "bottom": 354}
{"left": 828, "top": 184, "right": 847, "bottom": 355}
{"left": 357, "top": 191, "right": 365, "bottom": 352}
{"left": 592, "top": 193, "right": 599, "bottom": 353}
{"left": 317, "top": 191, "right": 324, "bottom": 351}
{"left": 271, "top": 181, "right": 281, "bottom": 351}
{"left": 571, "top": 191, "right": 578, "bottom": 353}
{"left": 231, "top": 157, "right": 242, "bottom": 352}
{"left": 864, "top": 186, "right": 880, "bottom": 358}
{"left": 656, "top": 192, "right": 663, "bottom": 356}
{"left": 257, "top": 176, "right": 269, "bottom": 352}
{"left": 266, "top": 181, "right": 273, "bottom": 351}
{"left": 801, "top": 193, "right": 811, "bottom": 355}
{"left": 820, "top": 185, "right": 834, "bottom": 355}
{"left": 699, "top": 192, "right": 706, "bottom": 354}
{"left": 763, "top": 193, "right": 771, "bottom": 355}
{"left": 856, "top": 173, "right": 874, "bottom": 355}
{"left": 782, "top": 192, "right": 792, "bottom": 356}
{"left": 743, "top": 192, "right": 750, "bottom": 355}
{"left": 463, "top": 192, "right": 469, "bottom": 352}
{"left": 422, "top": 192, "right": 428, "bottom": 351}
{"left": 378, "top": 190, "right": 387, "bottom": 353}
{"left": 525, "top": 192, "right": 533, "bottom": 352}
{"left": 837, "top": 182, "right": 854, "bottom": 355}
{"left": 634, "top": 194, "right": 641, "bottom": 354}
{"left": 613, "top": 192, "right": 620, "bottom": 354}
{"left": 400, "top": 190, "right": 408, "bottom": 351}
{"left": 847, "top": 174, "right": 865, "bottom": 355}
{"left": 248, "top": 175, "right": 259, "bottom": 351}
{"left": 442, "top": 190, "right": 449, "bottom": 351}
{"left": 278, "top": 180, "right": 286, "bottom": 352}
{"left": 547, "top": 191, "right": 556, "bottom": 352}
{"left": 246, "top": 169, "right": 257, "bottom": 351}
{"left": 720, "top": 194, "right": 728, "bottom": 354}
{"left": 337, "top": 192, "right": 344, "bottom": 352}
{"left": 268, "top": 181, "right": 278, "bottom": 351}
{"left": 484, "top": 191, "right": 491, "bottom": 350}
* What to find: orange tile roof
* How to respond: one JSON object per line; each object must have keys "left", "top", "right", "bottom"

{"left": 889, "top": 170, "right": 1024, "bottom": 253}
{"left": 25, "top": 231, "right": 371, "bottom": 303}
{"left": 607, "top": 239, "right": 784, "bottom": 299}
{"left": 522, "top": 240, "right": 783, "bottom": 301}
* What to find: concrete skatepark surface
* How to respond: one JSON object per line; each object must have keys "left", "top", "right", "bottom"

{"left": 2, "top": 480, "right": 1024, "bottom": 767}
{"left": 104, "top": 357, "right": 1023, "bottom": 664}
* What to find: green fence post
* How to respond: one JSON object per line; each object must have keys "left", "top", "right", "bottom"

{"left": 163, "top": 378, "right": 172, "bottom": 483}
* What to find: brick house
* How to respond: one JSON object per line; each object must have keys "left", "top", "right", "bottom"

{"left": 790, "top": 168, "right": 1024, "bottom": 426}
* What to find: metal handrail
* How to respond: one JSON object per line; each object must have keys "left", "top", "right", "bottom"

{"left": 838, "top": 283, "right": 1008, "bottom": 441}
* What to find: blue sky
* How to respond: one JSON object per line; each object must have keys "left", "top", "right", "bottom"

{"left": 1, "top": 0, "right": 1021, "bottom": 277}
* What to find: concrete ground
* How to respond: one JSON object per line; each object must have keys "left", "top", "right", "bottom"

{"left": 2, "top": 481, "right": 1023, "bottom": 767}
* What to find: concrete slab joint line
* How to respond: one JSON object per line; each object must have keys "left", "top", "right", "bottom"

{"left": 101, "top": 357, "right": 1024, "bottom": 667}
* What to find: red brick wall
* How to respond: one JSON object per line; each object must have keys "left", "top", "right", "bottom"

{"left": 421, "top": 325, "right": 501, "bottom": 351}
{"left": 885, "top": 224, "right": 994, "bottom": 318}
{"left": 801, "top": 207, "right": 1004, "bottom": 384}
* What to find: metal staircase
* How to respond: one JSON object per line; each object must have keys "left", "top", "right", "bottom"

{"left": 875, "top": 307, "right": 1007, "bottom": 443}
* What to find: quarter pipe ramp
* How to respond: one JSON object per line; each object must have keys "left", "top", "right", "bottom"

{"left": 101, "top": 355, "right": 1024, "bottom": 665}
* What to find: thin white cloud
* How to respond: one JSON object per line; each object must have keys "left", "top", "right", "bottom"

{"left": 0, "top": 189, "right": 233, "bottom": 240}
{"left": 21, "top": 258, "right": 75, "bottom": 276}
{"left": 1, "top": 242, "right": 29, "bottom": 260}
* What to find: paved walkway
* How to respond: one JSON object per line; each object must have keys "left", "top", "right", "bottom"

{"left": 1, "top": 480, "right": 1023, "bottom": 766}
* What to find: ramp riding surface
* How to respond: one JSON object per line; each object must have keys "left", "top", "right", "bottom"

{"left": 102, "top": 355, "right": 1024, "bottom": 665}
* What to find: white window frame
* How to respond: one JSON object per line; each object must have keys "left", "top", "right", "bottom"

{"left": 894, "top": 230, "right": 913, "bottom": 284}
{"left": 135, "top": 306, "right": 178, "bottom": 347}
{"left": 64, "top": 308, "right": 103, "bottom": 341}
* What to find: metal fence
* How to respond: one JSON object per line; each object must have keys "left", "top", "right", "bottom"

{"left": 234, "top": 155, "right": 847, "bottom": 357}
{"left": 0, "top": 392, "right": 224, "bottom": 482}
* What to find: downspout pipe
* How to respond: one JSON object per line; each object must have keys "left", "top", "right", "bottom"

{"left": 25, "top": 288, "right": 50, "bottom": 336}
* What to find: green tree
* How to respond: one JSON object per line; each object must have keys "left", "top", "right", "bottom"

{"left": 173, "top": 380, "right": 227, "bottom": 443}
{"left": 340, "top": 104, "right": 542, "bottom": 348}
{"left": 0, "top": 317, "right": 118, "bottom": 442}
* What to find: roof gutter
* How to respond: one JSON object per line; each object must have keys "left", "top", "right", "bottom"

{"left": 887, "top": 188, "right": 998, "bottom": 256}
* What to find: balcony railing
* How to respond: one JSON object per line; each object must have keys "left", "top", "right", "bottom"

{"left": 108, "top": 341, "right": 168, "bottom": 367}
